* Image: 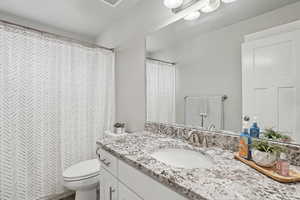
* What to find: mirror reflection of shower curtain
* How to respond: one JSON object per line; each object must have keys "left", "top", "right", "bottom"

{"left": 146, "top": 60, "right": 175, "bottom": 123}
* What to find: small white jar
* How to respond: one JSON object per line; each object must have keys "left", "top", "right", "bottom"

{"left": 115, "top": 127, "right": 124, "bottom": 134}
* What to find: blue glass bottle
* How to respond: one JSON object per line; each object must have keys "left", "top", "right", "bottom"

{"left": 250, "top": 117, "right": 260, "bottom": 138}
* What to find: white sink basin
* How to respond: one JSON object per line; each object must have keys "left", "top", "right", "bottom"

{"left": 150, "top": 148, "right": 213, "bottom": 169}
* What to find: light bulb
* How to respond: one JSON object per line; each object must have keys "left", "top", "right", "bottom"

{"left": 164, "top": 0, "right": 183, "bottom": 9}
{"left": 221, "top": 0, "right": 237, "bottom": 3}
{"left": 201, "top": 0, "right": 221, "bottom": 13}
{"left": 184, "top": 11, "right": 201, "bottom": 21}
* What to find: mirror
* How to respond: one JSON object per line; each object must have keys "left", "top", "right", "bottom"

{"left": 145, "top": 0, "right": 300, "bottom": 145}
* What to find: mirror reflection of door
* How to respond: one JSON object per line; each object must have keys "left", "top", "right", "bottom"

{"left": 242, "top": 30, "right": 300, "bottom": 143}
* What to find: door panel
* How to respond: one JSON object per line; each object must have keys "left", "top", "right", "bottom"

{"left": 100, "top": 170, "right": 107, "bottom": 200}
{"left": 278, "top": 87, "right": 296, "bottom": 133}
{"left": 253, "top": 41, "right": 293, "bottom": 88}
{"left": 254, "top": 88, "right": 276, "bottom": 129}
{"left": 100, "top": 169, "right": 118, "bottom": 200}
{"left": 119, "top": 183, "right": 142, "bottom": 200}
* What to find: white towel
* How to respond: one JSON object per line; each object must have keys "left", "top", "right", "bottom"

{"left": 185, "top": 97, "right": 208, "bottom": 126}
{"left": 185, "top": 96, "right": 223, "bottom": 129}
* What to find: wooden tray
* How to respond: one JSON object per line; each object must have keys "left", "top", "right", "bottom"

{"left": 234, "top": 153, "right": 300, "bottom": 183}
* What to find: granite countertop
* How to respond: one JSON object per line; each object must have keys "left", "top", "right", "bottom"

{"left": 97, "top": 131, "right": 300, "bottom": 200}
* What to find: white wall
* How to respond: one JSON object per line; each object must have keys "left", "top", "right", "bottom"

{"left": 115, "top": 37, "right": 146, "bottom": 132}
{"left": 151, "top": 2, "right": 300, "bottom": 131}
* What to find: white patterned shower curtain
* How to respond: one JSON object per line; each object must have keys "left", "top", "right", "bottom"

{"left": 146, "top": 60, "right": 176, "bottom": 123}
{"left": 0, "top": 23, "right": 115, "bottom": 200}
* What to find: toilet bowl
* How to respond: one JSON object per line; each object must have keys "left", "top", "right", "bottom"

{"left": 63, "top": 159, "right": 100, "bottom": 200}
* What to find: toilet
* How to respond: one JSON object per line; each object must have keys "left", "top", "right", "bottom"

{"left": 63, "top": 159, "right": 100, "bottom": 200}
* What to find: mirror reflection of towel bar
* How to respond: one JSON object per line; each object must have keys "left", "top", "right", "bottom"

{"left": 184, "top": 95, "right": 228, "bottom": 102}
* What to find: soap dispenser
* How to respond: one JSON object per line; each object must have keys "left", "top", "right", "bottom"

{"left": 239, "top": 121, "right": 252, "bottom": 160}
{"left": 276, "top": 153, "right": 289, "bottom": 177}
{"left": 250, "top": 117, "right": 260, "bottom": 138}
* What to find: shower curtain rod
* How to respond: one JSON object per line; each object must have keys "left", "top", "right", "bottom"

{"left": 146, "top": 57, "right": 176, "bottom": 65}
{"left": 0, "top": 19, "right": 114, "bottom": 52}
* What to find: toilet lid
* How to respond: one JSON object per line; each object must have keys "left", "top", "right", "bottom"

{"left": 63, "top": 159, "right": 100, "bottom": 180}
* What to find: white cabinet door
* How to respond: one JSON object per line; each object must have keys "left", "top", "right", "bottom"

{"left": 242, "top": 30, "right": 300, "bottom": 142}
{"left": 100, "top": 169, "right": 118, "bottom": 200}
{"left": 119, "top": 183, "right": 142, "bottom": 200}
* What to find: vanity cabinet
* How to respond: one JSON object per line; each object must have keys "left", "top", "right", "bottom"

{"left": 98, "top": 147, "right": 188, "bottom": 200}
{"left": 98, "top": 148, "right": 143, "bottom": 200}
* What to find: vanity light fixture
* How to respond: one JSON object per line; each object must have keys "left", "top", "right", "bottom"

{"left": 221, "top": 0, "right": 237, "bottom": 3}
{"left": 163, "top": 0, "right": 238, "bottom": 22}
{"left": 184, "top": 11, "right": 201, "bottom": 20}
{"left": 99, "top": 0, "right": 123, "bottom": 7}
{"left": 164, "top": 0, "right": 184, "bottom": 9}
{"left": 201, "top": 0, "right": 221, "bottom": 13}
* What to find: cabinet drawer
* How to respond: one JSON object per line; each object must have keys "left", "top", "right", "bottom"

{"left": 98, "top": 148, "right": 118, "bottom": 177}
{"left": 118, "top": 160, "right": 188, "bottom": 200}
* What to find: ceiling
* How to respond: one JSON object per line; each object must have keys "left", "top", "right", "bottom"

{"left": 96, "top": 0, "right": 176, "bottom": 48}
{"left": 0, "top": 0, "right": 299, "bottom": 48}
{"left": 147, "top": 0, "right": 300, "bottom": 52}
{"left": 0, "top": 0, "right": 141, "bottom": 41}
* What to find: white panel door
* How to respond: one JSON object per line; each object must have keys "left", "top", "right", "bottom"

{"left": 242, "top": 30, "right": 300, "bottom": 142}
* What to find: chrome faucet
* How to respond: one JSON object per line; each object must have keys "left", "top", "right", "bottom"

{"left": 185, "top": 129, "right": 209, "bottom": 148}
{"left": 184, "top": 129, "right": 197, "bottom": 140}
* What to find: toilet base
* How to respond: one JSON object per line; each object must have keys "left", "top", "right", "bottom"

{"left": 75, "top": 188, "right": 97, "bottom": 200}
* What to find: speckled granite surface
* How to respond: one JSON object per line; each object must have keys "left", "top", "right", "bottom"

{"left": 145, "top": 121, "right": 300, "bottom": 166}
{"left": 97, "top": 132, "right": 300, "bottom": 200}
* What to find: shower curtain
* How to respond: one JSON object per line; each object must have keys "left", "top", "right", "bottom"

{"left": 0, "top": 23, "right": 115, "bottom": 200}
{"left": 146, "top": 60, "right": 176, "bottom": 123}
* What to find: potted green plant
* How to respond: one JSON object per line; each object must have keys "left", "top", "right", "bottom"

{"left": 262, "top": 128, "right": 292, "bottom": 143}
{"left": 252, "top": 140, "right": 285, "bottom": 167}
{"left": 114, "top": 122, "right": 125, "bottom": 134}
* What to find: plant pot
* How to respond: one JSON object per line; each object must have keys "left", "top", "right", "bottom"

{"left": 252, "top": 150, "right": 277, "bottom": 167}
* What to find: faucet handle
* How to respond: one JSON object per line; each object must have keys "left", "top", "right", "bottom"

{"left": 190, "top": 133, "right": 201, "bottom": 146}
{"left": 184, "top": 129, "right": 196, "bottom": 140}
{"left": 208, "top": 123, "right": 216, "bottom": 131}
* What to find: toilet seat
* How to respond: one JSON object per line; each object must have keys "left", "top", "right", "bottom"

{"left": 63, "top": 159, "right": 100, "bottom": 182}
{"left": 64, "top": 171, "right": 100, "bottom": 182}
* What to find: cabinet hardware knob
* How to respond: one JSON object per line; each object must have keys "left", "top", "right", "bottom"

{"left": 100, "top": 158, "right": 111, "bottom": 166}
